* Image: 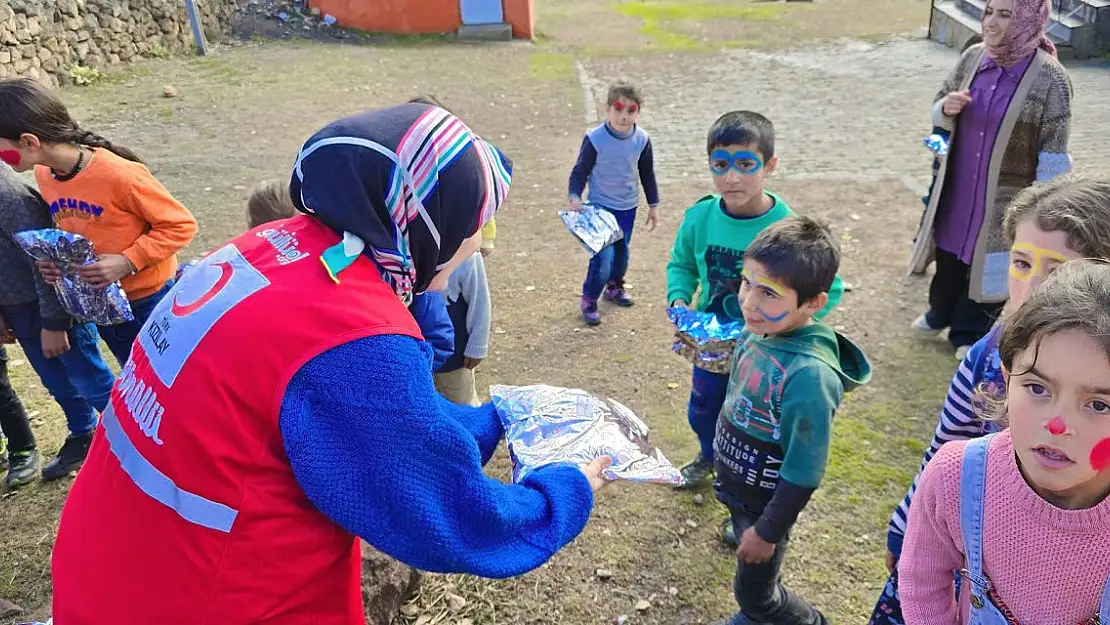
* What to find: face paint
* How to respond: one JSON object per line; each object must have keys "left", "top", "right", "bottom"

{"left": 1045, "top": 415, "right": 1067, "bottom": 435}
{"left": 741, "top": 268, "right": 786, "bottom": 297}
{"left": 1090, "top": 437, "right": 1110, "bottom": 472}
{"left": 741, "top": 268, "right": 791, "bottom": 323}
{"left": 1009, "top": 242, "right": 1071, "bottom": 280}
{"left": 757, "top": 307, "right": 789, "bottom": 322}
{"left": 0, "top": 150, "right": 21, "bottom": 167}
{"left": 709, "top": 150, "right": 764, "bottom": 177}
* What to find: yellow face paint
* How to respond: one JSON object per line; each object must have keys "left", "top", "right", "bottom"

{"left": 1009, "top": 242, "right": 1072, "bottom": 280}
{"left": 742, "top": 267, "right": 787, "bottom": 296}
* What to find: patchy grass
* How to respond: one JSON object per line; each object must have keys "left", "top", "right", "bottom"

{"left": 529, "top": 52, "right": 576, "bottom": 79}
{"left": 611, "top": 1, "right": 783, "bottom": 50}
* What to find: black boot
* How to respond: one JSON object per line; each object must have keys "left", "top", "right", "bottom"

{"left": 42, "top": 432, "right": 94, "bottom": 482}
{"left": 675, "top": 453, "right": 715, "bottom": 490}
{"left": 4, "top": 449, "right": 40, "bottom": 490}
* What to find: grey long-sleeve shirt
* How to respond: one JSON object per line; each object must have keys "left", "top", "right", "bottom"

{"left": 0, "top": 165, "right": 71, "bottom": 330}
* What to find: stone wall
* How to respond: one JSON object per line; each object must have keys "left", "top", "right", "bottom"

{"left": 0, "top": 0, "right": 238, "bottom": 86}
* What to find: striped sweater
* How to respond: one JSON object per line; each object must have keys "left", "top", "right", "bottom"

{"left": 887, "top": 325, "right": 1004, "bottom": 555}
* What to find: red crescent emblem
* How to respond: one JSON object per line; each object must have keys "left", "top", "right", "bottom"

{"left": 170, "top": 261, "right": 233, "bottom": 317}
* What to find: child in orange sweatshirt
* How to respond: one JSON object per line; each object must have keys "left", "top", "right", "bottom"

{"left": 0, "top": 78, "right": 198, "bottom": 366}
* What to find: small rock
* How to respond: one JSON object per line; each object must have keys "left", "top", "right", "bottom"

{"left": 595, "top": 568, "right": 614, "bottom": 580}
{"left": 525, "top": 285, "right": 536, "bottom": 292}
{"left": 446, "top": 593, "right": 467, "bottom": 612}
{"left": 677, "top": 526, "right": 686, "bottom": 536}
{"left": 850, "top": 213, "right": 861, "bottom": 221}
{"left": 616, "top": 616, "right": 629, "bottom": 625}
{"left": 10, "top": 359, "right": 25, "bottom": 367}
{"left": 414, "top": 616, "right": 433, "bottom": 625}
{"left": 668, "top": 586, "right": 679, "bottom": 596}
{"left": 635, "top": 599, "right": 652, "bottom": 612}
{"left": 666, "top": 382, "right": 679, "bottom": 389}
{"left": 693, "top": 493, "right": 705, "bottom": 506}
{"left": 27, "top": 410, "right": 40, "bottom": 419}
{"left": 400, "top": 604, "right": 420, "bottom": 617}
{"left": 494, "top": 328, "right": 506, "bottom": 335}
{"left": 601, "top": 528, "right": 612, "bottom": 537}
{"left": 685, "top": 519, "right": 698, "bottom": 529}
{"left": 162, "top": 85, "right": 177, "bottom": 98}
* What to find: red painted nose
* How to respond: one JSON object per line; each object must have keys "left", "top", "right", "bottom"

{"left": 1046, "top": 416, "right": 1067, "bottom": 435}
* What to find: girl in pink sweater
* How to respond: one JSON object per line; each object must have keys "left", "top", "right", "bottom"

{"left": 900, "top": 259, "right": 1110, "bottom": 625}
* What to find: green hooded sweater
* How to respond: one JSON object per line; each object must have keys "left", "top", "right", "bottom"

{"left": 714, "top": 322, "right": 871, "bottom": 515}
{"left": 666, "top": 193, "right": 845, "bottom": 320}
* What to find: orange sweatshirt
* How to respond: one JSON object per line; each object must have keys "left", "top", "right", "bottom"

{"left": 35, "top": 148, "right": 198, "bottom": 300}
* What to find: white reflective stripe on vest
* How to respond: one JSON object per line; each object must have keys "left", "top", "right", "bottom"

{"left": 102, "top": 403, "right": 239, "bottom": 533}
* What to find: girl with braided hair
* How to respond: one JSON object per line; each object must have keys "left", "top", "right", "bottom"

{"left": 0, "top": 78, "right": 198, "bottom": 370}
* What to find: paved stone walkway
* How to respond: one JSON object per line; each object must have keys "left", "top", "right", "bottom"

{"left": 580, "top": 40, "right": 1110, "bottom": 193}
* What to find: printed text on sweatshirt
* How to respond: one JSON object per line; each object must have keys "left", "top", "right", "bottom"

{"left": 35, "top": 148, "right": 198, "bottom": 300}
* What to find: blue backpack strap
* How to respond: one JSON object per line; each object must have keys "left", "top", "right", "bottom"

{"left": 959, "top": 434, "right": 994, "bottom": 592}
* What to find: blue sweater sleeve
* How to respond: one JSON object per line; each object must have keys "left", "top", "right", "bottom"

{"left": 410, "top": 291, "right": 455, "bottom": 373}
{"left": 280, "top": 335, "right": 594, "bottom": 578}
{"left": 568, "top": 135, "right": 598, "bottom": 199}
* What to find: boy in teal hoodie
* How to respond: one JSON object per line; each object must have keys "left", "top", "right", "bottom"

{"left": 667, "top": 111, "right": 844, "bottom": 501}
{"left": 712, "top": 217, "right": 870, "bottom": 625}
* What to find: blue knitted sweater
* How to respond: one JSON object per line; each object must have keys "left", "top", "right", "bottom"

{"left": 279, "top": 334, "right": 594, "bottom": 578}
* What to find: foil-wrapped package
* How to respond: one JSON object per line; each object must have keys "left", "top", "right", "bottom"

{"left": 668, "top": 307, "right": 746, "bottom": 374}
{"left": 924, "top": 133, "right": 950, "bottom": 157}
{"left": 558, "top": 204, "right": 624, "bottom": 256}
{"left": 14, "top": 228, "right": 134, "bottom": 325}
{"left": 490, "top": 384, "right": 684, "bottom": 487}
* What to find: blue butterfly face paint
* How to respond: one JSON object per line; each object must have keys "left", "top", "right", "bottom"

{"left": 709, "top": 150, "right": 764, "bottom": 177}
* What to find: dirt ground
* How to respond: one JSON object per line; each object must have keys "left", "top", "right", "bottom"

{"left": 1, "top": 1, "right": 959, "bottom": 623}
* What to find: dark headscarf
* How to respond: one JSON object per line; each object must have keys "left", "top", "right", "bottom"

{"left": 290, "top": 103, "right": 512, "bottom": 302}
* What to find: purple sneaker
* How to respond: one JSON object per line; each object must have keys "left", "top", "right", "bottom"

{"left": 581, "top": 297, "right": 601, "bottom": 326}
{"left": 603, "top": 284, "right": 634, "bottom": 307}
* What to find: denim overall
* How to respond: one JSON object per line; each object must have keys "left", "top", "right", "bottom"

{"left": 960, "top": 435, "right": 1110, "bottom": 624}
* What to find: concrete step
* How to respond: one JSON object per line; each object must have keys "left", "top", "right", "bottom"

{"left": 457, "top": 23, "right": 513, "bottom": 41}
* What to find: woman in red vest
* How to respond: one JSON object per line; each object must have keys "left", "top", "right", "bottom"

{"left": 50, "top": 102, "right": 611, "bottom": 624}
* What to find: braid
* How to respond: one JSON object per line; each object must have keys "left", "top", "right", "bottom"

{"left": 72, "top": 126, "right": 145, "bottom": 164}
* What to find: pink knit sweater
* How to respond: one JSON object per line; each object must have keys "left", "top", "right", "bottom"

{"left": 900, "top": 430, "right": 1110, "bottom": 625}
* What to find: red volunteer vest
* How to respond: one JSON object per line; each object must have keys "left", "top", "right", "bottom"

{"left": 51, "top": 215, "right": 422, "bottom": 624}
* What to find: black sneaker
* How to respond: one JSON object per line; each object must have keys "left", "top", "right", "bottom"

{"left": 42, "top": 432, "right": 93, "bottom": 482}
{"left": 4, "top": 449, "right": 40, "bottom": 490}
{"left": 675, "top": 454, "right": 715, "bottom": 490}
{"left": 721, "top": 516, "right": 737, "bottom": 547}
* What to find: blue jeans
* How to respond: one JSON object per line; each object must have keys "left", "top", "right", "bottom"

{"left": 1, "top": 304, "right": 115, "bottom": 437}
{"left": 98, "top": 280, "right": 173, "bottom": 366}
{"left": 582, "top": 206, "right": 636, "bottom": 300}
{"left": 688, "top": 366, "right": 730, "bottom": 461}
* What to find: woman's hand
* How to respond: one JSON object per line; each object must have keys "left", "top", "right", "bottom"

{"left": 37, "top": 260, "right": 63, "bottom": 285}
{"left": 885, "top": 550, "right": 899, "bottom": 575}
{"left": 578, "top": 456, "right": 613, "bottom": 493}
{"left": 942, "top": 90, "right": 973, "bottom": 117}
{"left": 41, "top": 328, "right": 71, "bottom": 359}
{"left": 77, "top": 254, "right": 135, "bottom": 289}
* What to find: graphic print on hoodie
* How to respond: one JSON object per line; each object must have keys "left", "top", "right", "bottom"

{"left": 714, "top": 323, "right": 871, "bottom": 514}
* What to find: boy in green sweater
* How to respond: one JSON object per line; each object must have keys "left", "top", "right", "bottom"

{"left": 667, "top": 112, "right": 845, "bottom": 520}
{"left": 713, "top": 217, "right": 870, "bottom": 625}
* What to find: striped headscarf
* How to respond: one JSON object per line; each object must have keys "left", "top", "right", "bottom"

{"left": 984, "top": 0, "right": 1056, "bottom": 67}
{"left": 290, "top": 103, "right": 512, "bottom": 303}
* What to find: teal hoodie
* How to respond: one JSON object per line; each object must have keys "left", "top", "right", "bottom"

{"left": 666, "top": 193, "right": 845, "bottom": 320}
{"left": 714, "top": 322, "right": 871, "bottom": 512}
